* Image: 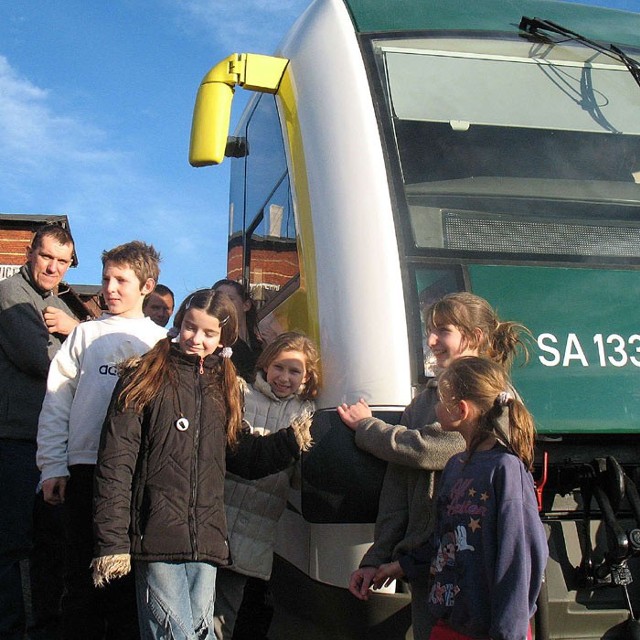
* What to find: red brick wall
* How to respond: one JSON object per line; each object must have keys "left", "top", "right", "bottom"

{"left": 0, "top": 229, "right": 32, "bottom": 265}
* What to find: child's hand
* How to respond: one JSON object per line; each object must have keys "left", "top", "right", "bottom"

{"left": 348, "top": 566, "right": 377, "bottom": 601}
{"left": 337, "top": 398, "right": 372, "bottom": 430}
{"left": 372, "top": 561, "right": 404, "bottom": 590}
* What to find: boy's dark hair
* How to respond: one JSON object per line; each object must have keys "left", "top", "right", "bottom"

{"left": 31, "top": 224, "right": 75, "bottom": 251}
{"left": 102, "top": 241, "right": 160, "bottom": 286}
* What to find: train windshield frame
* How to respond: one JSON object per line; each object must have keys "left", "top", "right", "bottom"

{"left": 372, "top": 36, "right": 640, "bottom": 261}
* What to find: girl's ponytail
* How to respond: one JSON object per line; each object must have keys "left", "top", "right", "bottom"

{"left": 489, "top": 320, "right": 531, "bottom": 370}
{"left": 507, "top": 397, "right": 536, "bottom": 471}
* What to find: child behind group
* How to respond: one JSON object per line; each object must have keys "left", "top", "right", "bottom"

{"left": 214, "top": 331, "right": 320, "bottom": 640}
{"left": 91, "top": 290, "right": 313, "bottom": 640}
{"left": 373, "top": 356, "right": 548, "bottom": 640}
{"left": 212, "top": 279, "right": 264, "bottom": 381}
{"left": 36, "top": 240, "right": 168, "bottom": 639}
{"left": 338, "top": 292, "right": 530, "bottom": 640}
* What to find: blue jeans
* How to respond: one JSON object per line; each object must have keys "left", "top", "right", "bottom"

{"left": 135, "top": 561, "right": 217, "bottom": 640}
{"left": 0, "top": 439, "right": 40, "bottom": 639}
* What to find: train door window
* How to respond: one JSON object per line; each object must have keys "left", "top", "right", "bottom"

{"left": 244, "top": 93, "right": 299, "bottom": 309}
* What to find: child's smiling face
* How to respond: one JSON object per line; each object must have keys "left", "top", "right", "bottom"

{"left": 179, "top": 308, "right": 223, "bottom": 358}
{"left": 427, "top": 324, "right": 479, "bottom": 369}
{"left": 265, "top": 349, "right": 308, "bottom": 398}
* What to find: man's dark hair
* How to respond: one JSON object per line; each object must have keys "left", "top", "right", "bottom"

{"left": 31, "top": 224, "right": 75, "bottom": 252}
{"left": 153, "top": 283, "right": 174, "bottom": 303}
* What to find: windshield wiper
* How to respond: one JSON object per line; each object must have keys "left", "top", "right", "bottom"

{"left": 519, "top": 16, "right": 640, "bottom": 90}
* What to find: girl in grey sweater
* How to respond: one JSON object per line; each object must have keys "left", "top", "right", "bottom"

{"left": 338, "top": 292, "right": 530, "bottom": 640}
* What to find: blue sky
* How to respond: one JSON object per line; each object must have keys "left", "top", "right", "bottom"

{"left": 0, "top": 0, "right": 638, "bottom": 303}
{"left": 0, "top": 0, "right": 309, "bottom": 301}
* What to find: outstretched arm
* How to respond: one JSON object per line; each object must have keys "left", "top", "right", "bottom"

{"left": 227, "top": 424, "right": 302, "bottom": 479}
{"left": 354, "top": 419, "right": 464, "bottom": 470}
{"left": 346, "top": 385, "right": 464, "bottom": 470}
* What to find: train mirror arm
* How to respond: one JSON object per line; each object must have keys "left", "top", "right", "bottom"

{"left": 189, "top": 53, "right": 289, "bottom": 167}
{"left": 519, "top": 16, "right": 640, "bottom": 90}
{"left": 189, "top": 54, "right": 241, "bottom": 167}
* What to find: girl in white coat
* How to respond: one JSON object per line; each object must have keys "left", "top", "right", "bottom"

{"left": 214, "top": 331, "right": 320, "bottom": 639}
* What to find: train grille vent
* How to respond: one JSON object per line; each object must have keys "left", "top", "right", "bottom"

{"left": 443, "top": 211, "right": 640, "bottom": 257}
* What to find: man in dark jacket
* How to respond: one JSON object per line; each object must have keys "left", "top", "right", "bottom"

{"left": 0, "top": 223, "right": 78, "bottom": 640}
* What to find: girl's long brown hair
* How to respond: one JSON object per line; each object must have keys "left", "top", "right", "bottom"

{"left": 425, "top": 292, "right": 531, "bottom": 370}
{"left": 438, "top": 356, "right": 536, "bottom": 470}
{"left": 117, "top": 289, "right": 244, "bottom": 446}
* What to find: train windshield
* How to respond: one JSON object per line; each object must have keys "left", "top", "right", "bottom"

{"left": 373, "top": 37, "right": 640, "bottom": 431}
{"left": 374, "top": 37, "right": 640, "bottom": 259}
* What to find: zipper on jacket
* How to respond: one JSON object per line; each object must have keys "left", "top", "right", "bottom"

{"left": 190, "top": 361, "right": 203, "bottom": 561}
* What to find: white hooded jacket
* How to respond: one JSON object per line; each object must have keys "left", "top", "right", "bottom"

{"left": 223, "top": 371, "right": 314, "bottom": 579}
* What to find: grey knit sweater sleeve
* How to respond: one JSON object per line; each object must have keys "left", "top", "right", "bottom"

{"left": 0, "top": 267, "right": 64, "bottom": 378}
{"left": 359, "top": 463, "right": 411, "bottom": 567}
{"left": 354, "top": 385, "right": 464, "bottom": 470}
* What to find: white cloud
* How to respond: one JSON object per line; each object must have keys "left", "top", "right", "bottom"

{"left": 170, "top": 0, "right": 310, "bottom": 52}
{"left": 0, "top": 53, "right": 228, "bottom": 291}
{"left": 0, "top": 56, "right": 116, "bottom": 171}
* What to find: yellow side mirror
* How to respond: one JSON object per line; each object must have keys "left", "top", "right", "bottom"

{"left": 189, "top": 54, "right": 289, "bottom": 167}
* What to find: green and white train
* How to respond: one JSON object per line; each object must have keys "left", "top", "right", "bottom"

{"left": 189, "top": 0, "right": 640, "bottom": 637}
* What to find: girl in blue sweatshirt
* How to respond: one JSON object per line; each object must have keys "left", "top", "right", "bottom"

{"left": 373, "top": 356, "right": 548, "bottom": 640}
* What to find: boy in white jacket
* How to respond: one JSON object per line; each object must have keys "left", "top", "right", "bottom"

{"left": 36, "top": 241, "right": 167, "bottom": 640}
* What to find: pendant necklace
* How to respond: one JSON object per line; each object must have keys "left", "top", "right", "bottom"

{"left": 173, "top": 385, "right": 189, "bottom": 431}
{"left": 175, "top": 416, "right": 189, "bottom": 431}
